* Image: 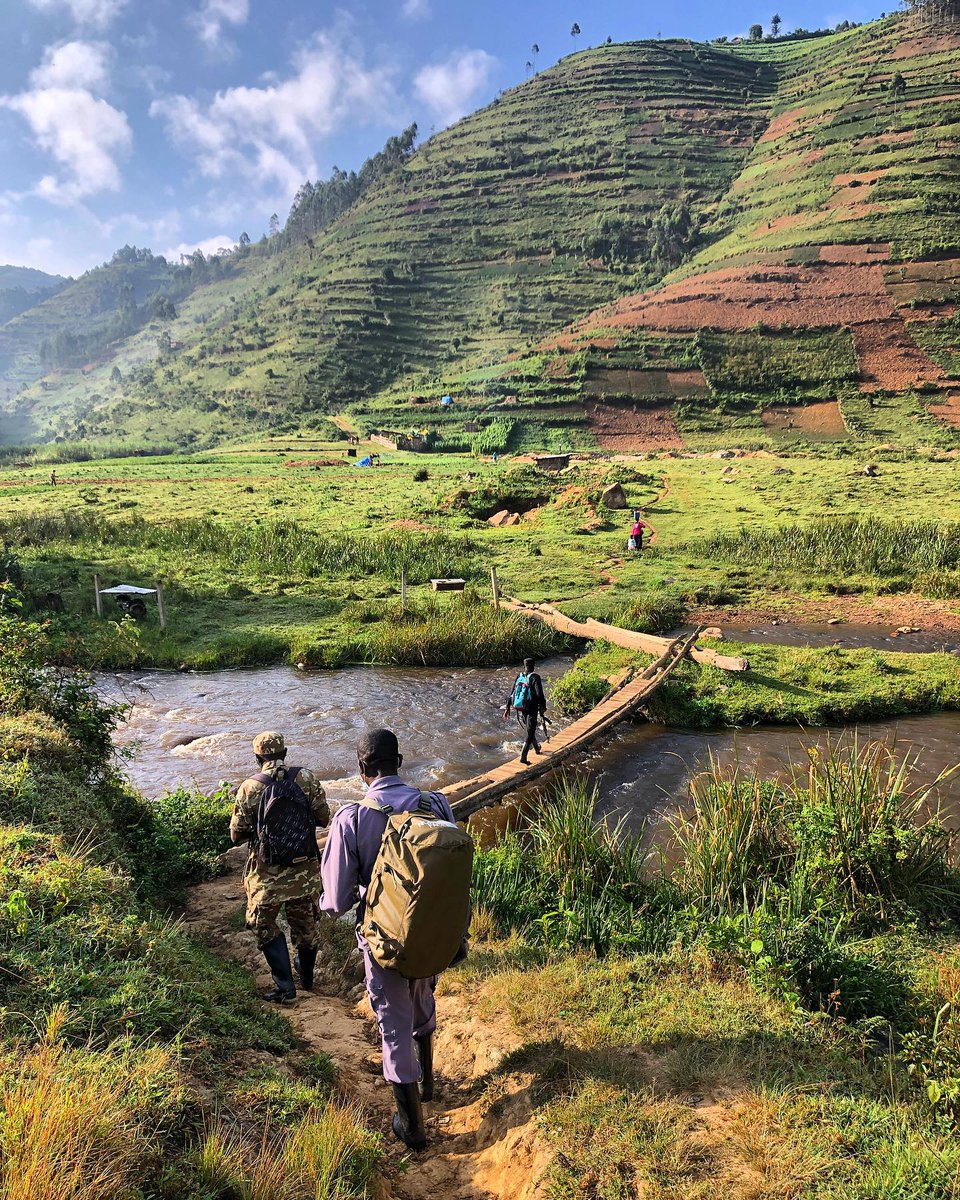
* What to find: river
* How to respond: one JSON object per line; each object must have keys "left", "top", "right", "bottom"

{"left": 98, "top": 661, "right": 960, "bottom": 835}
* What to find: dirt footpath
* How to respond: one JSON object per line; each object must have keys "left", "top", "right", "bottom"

{"left": 184, "top": 849, "right": 550, "bottom": 1200}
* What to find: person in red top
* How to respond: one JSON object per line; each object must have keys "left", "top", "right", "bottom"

{"left": 629, "top": 511, "right": 650, "bottom": 551}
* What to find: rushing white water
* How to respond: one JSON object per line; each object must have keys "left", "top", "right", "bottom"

{"left": 97, "top": 659, "right": 573, "bottom": 805}
{"left": 97, "top": 661, "right": 960, "bottom": 836}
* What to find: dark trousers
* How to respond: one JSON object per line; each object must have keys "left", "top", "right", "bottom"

{"left": 520, "top": 710, "right": 541, "bottom": 761}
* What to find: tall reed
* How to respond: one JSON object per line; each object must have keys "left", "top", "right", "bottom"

{"left": 369, "top": 593, "right": 561, "bottom": 665}
{"left": 670, "top": 737, "right": 960, "bottom": 923}
{"left": 0, "top": 511, "right": 475, "bottom": 583}
{"left": 669, "top": 757, "right": 786, "bottom": 915}
{"left": 691, "top": 516, "right": 960, "bottom": 580}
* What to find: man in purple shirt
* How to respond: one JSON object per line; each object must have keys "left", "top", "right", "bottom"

{"left": 320, "top": 728, "right": 456, "bottom": 1151}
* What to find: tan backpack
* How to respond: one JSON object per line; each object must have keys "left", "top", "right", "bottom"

{"left": 358, "top": 792, "right": 473, "bottom": 980}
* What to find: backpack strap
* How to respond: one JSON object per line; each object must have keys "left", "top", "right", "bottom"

{"left": 417, "top": 790, "right": 437, "bottom": 815}
{"left": 357, "top": 795, "right": 394, "bottom": 815}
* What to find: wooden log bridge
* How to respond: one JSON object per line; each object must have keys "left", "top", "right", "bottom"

{"left": 499, "top": 598, "right": 749, "bottom": 673}
{"left": 447, "top": 628, "right": 701, "bottom": 820}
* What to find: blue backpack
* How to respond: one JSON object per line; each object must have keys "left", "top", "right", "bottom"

{"left": 512, "top": 672, "right": 532, "bottom": 712}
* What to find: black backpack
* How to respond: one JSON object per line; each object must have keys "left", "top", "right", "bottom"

{"left": 252, "top": 767, "right": 318, "bottom": 867}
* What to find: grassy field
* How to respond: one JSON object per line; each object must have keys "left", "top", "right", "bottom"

{"left": 0, "top": 618, "right": 385, "bottom": 1198}
{"left": 443, "top": 752, "right": 960, "bottom": 1199}
{"left": 0, "top": 436, "right": 958, "bottom": 723}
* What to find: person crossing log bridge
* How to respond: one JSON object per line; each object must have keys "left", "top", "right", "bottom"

{"left": 446, "top": 628, "right": 703, "bottom": 820}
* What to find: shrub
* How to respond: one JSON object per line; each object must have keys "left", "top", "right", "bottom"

{"left": 147, "top": 783, "right": 233, "bottom": 892}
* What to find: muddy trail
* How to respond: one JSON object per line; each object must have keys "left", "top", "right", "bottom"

{"left": 184, "top": 848, "right": 550, "bottom": 1200}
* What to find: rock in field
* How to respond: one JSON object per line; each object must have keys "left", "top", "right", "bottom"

{"left": 600, "top": 483, "right": 628, "bottom": 509}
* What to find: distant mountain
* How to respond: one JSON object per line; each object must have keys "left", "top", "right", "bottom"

{"left": 4, "top": 10, "right": 960, "bottom": 451}
{"left": 0, "top": 265, "right": 66, "bottom": 293}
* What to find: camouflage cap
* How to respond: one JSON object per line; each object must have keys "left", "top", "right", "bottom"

{"left": 252, "top": 731, "right": 286, "bottom": 758}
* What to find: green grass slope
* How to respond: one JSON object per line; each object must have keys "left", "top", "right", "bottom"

{"left": 4, "top": 39, "right": 776, "bottom": 448}
{"left": 0, "top": 247, "right": 243, "bottom": 439}
{"left": 508, "top": 16, "right": 960, "bottom": 451}
{"left": 8, "top": 14, "right": 960, "bottom": 453}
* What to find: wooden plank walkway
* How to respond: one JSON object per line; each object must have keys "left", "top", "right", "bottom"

{"left": 447, "top": 628, "right": 701, "bottom": 820}
{"left": 500, "top": 598, "right": 749, "bottom": 672}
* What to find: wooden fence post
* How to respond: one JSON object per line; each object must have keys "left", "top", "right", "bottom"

{"left": 490, "top": 566, "right": 500, "bottom": 610}
{"left": 155, "top": 581, "right": 167, "bottom": 631}
{"left": 93, "top": 574, "right": 103, "bottom": 618}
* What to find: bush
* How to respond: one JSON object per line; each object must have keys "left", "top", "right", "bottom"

{"left": 147, "top": 783, "right": 233, "bottom": 893}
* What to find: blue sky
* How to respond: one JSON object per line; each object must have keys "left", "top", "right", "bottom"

{"left": 0, "top": 0, "right": 882, "bottom": 278}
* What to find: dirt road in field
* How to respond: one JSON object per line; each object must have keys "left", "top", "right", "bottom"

{"left": 184, "top": 849, "right": 549, "bottom": 1200}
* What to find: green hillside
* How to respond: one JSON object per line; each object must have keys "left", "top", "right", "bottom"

{"left": 0, "top": 246, "right": 239, "bottom": 436}
{"left": 4, "top": 11, "right": 960, "bottom": 451}
{"left": 0, "top": 264, "right": 65, "bottom": 292}
{"left": 1, "top": 39, "right": 776, "bottom": 447}
{"left": 492, "top": 17, "right": 960, "bottom": 452}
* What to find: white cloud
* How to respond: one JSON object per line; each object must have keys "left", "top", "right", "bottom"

{"left": 162, "top": 233, "right": 236, "bottom": 262}
{"left": 189, "top": 0, "right": 249, "bottom": 49}
{"left": 151, "top": 33, "right": 399, "bottom": 196}
{"left": 30, "top": 40, "right": 110, "bottom": 90}
{"left": 27, "top": 0, "right": 127, "bottom": 30}
{"left": 414, "top": 49, "right": 496, "bottom": 127}
{"left": 402, "top": 0, "right": 430, "bottom": 19}
{"left": 1, "top": 40, "right": 131, "bottom": 203}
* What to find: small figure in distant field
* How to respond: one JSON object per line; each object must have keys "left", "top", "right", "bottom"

{"left": 321, "top": 729, "right": 471, "bottom": 1151}
{"left": 504, "top": 656, "right": 548, "bottom": 764}
{"left": 492, "top": 451, "right": 498, "bottom": 464}
{"left": 628, "top": 511, "right": 650, "bottom": 552}
{"left": 50, "top": 470, "right": 57, "bottom": 486}
{"left": 230, "top": 731, "right": 330, "bottom": 1003}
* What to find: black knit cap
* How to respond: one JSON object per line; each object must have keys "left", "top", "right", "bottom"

{"left": 357, "top": 728, "right": 400, "bottom": 767}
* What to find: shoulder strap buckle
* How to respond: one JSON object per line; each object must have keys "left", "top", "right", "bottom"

{"left": 357, "top": 795, "right": 393, "bottom": 815}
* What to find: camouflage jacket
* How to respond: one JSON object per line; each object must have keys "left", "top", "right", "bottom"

{"left": 231, "top": 761, "right": 330, "bottom": 906}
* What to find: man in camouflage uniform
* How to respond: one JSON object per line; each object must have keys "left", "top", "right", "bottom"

{"left": 230, "top": 731, "right": 330, "bottom": 1003}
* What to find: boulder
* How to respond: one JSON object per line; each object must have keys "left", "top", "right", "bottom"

{"left": 702, "top": 626, "right": 724, "bottom": 639}
{"left": 863, "top": 463, "right": 879, "bottom": 477}
{"left": 714, "top": 449, "right": 735, "bottom": 459}
{"left": 600, "top": 482, "right": 628, "bottom": 509}
{"left": 488, "top": 510, "right": 520, "bottom": 527}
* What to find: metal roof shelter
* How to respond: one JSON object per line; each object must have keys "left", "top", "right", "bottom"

{"left": 94, "top": 576, "right": 167, "bottom": 629}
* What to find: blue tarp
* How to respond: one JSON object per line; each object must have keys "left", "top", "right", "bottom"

{"left": 441, "top": 395, "right": 453, "bottom": 406}
{"left": 355, "top": 455, "right": 373, "bottom": 467}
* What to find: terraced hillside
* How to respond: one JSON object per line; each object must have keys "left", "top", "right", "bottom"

{"left": 514, "top": 20, "right": 960, "bottom": 451}
{"left": 0, "top": 246, "right": 236, "bottom": 438}
{"left": 1, "top": 40, "right": 777, "bottom": 446}
{"left": 4, "top": 13, "right": 960, "bottom": 450}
